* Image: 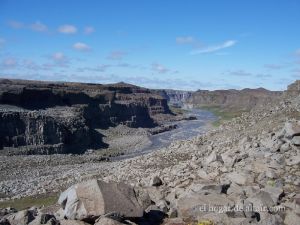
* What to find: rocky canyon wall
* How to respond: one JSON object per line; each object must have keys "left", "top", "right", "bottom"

{"left": 0, "top": 79, "right": 171, "bottom": 155}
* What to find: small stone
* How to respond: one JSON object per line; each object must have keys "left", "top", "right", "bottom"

{"left": 292, "top": 136, "right": 300, "bottom": 145}
{"left": 265, "top": 170, "right": 278, "bottom": 179}
{"left": 284, "top": 211, "right": 300, "bottom": 225}
{"left": 168, "top": 208, "right": 178, "bottom": 218}
{"left": 227, "top": 172, "right": 248, "bottom": 185}
{"left": 151, "top": 176, "right": 163, "bottom": 187}
{"left": 95, "top": 217, "right": 124, "bottom": 225}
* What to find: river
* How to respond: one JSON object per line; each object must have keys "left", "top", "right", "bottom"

{"left": 116, "top": 109, "right": 217, "bottom": 160}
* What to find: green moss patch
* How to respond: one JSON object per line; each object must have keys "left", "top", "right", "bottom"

{"left": 0, "top": 195, "right": 58, "bottom": 210}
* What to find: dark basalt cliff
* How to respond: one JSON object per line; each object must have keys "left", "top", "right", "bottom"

{"left": 187, "top": 88, "right": 282, "bottom": 111}
{"left": 0, "top": 79, "right": 171, "bottom": 155}
{"left": 154, "top": 89, "right": 193, "bottom": 107}
{"left": 285, "top": 80, "right": 300, "bottom": 97}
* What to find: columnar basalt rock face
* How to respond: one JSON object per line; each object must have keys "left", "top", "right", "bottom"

{"left": 0, "top": 79, "right": 171, "bottom": 154}
{"left": 284, "top": 80, "right": 300, "bottom": 97}
{"left": 187, "top": 88, "right": 282, "bottom": 111}
{"left": 154, "top": 89, "right": 193, "bottom": 107}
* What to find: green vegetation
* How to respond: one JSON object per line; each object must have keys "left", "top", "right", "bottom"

{"left": 0, "top": 195, "right": 58, "bottom": 210}
{"left": 199, "top": 105, "right": 246, "bottom": 127}
{"left": 267, "top": 179, "right": 276, "bottom": 187}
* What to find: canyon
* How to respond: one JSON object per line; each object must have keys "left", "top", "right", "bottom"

{"left": 0, "top": 79, "right": 299, "bottom": 225}
{"left": 0, "top": 79, "right": 172, "bottom": 155}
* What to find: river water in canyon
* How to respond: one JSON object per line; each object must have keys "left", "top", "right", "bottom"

{"left": 116, "top": 109, "right": 217, "bottom": 160}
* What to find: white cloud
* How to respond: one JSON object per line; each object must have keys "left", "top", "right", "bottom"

{"left": 176, "top": 36, "right": 195, "bottom": 44}
{"left": 84, "top": 26, "right": 95, "bottom": 34}
{"left": 7, "top": 20, "right": 24, "bottom": 29}
{"left": 7, "top": 20, "right": 49, "bottom": 33}
{"left": 51, "top": 52, "right": 69, "bottom": 67}
{"left": 1, "top": 58, "right": 17, "bottom": 68}
{"left": 29, "top": 21, "right": 48, "bottom": 32}
{"left": 73, "top": 42, "right": 91, "bottom": 52}
{"left": 151, "top": 63, "right": 169, "bottom": 74}
{"left": 190, "top": 40, "right": 237, "bottom": 55}
{"left": 0, "top": 38, "right": 5, "bottom": 47}
{"left": 107, "top": 51, "right": 127, "bottom": 60}
{"left": 296, "top": 49, "right": 300, "bottom": 56}
{"left": 264, "top": 64, "right": 284, "bottom": 70}
{"left": 58, "top": 25, "right": 77, "bottom": 34}
{"left": 228, "top": 69, "right": 252, "bottom": 77}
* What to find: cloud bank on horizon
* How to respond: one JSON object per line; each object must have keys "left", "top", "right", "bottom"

{"left": 0, "top": 0, "right": 300, "bottom": 91}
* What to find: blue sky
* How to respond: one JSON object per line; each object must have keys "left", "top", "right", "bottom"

{"left": 0, "top": 0, "right": 300, "bottom": 90}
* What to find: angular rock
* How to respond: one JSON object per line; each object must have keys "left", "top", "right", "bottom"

{"left": 227, "top": 172, "right": 249, "bottom": 185}
{"left": 205, "top": 151, "right": 223, "bottom": 165}
{"left": 95, "top": 217, "right": 124, "bottom": 225}
{"left": 286, "top": 155, "right": 300, "bottom": 166}
{"left": 0, "top": 219, "right": 10, "bottom": 225}
{"left": 284, "top": 211, "right": 300, "bottom": 225}
{"left": 151, "top": 176, "right": 163, "bottom": 187}
{"left": 0, "top": 208, "right": 17, "bottom": 217}
{"left": 145, "top": 186, "right": 165, "bottom": 203}
{"left": 58, "top": 179, "right": 143, "bottom": 220}
{"left": 247, "top": 190, "right": 275, "bottom": 209}
{"left": 186, "top": 182, "right": 229, "bottom": 195}
{"left": 59, "top": 220, "right": 90, "bottom": 225}
{"left": 28, "top": 214, "right": 57, "bottom": 225}
{"left": 177, "top": 193, "right": 234, "bottom": 220}
{"left": 6, "top": 209, "right": 37, "bottom": 225}
{"left": 262, "top": 186, "right": 284, "bottom": 204}
{"left": 283, "top": 121, "right": 300, "bottom": 138}
{"left": 291, "top": 136, "right": 300, "bottom": 145}
{"left": 133, "top": 187, "right": 152, "bottom": 210}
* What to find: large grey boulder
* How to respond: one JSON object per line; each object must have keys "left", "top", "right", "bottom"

{"left": 282, "top": 121, "right": 300, "bottom": 138}
{"left": 150, "top": 176, "right": 163, "bottom": 187}
{"left": 227, "top": 172, "right": 250, "bottom": 185}
{"left": 94, "top": 217, "right": 125, "bottom": 225}
{"left": 59, "top": 220, "right": 90, "bottom": 225}
{"left": 6, "top": 209, "right": 37, "bottom": 225}
{"left": 246, "top": 190, "right": 275, "bottom": 210}
{"left": 28, "top": 214, "right": 57, "bottom": 225}
{"left": 58, "top": 179, "right": 144, "bottom": 221}
{"left": 284, "top": 211, "right": 300, "bottom": 225}
{"left": 177, "top": 193, "right": 234, "bottom": 220}
{"left": 262, "top": 186, "right": 284, "bottom": 204}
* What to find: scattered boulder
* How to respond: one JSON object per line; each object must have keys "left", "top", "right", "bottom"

{"left": 133, "top": 187, "right": 152, "bottom": 211}
{"left": 282, "top": 121, "right": 300, "bottom": 138}
{"left": 28, "top": 214, "right": 57, "bottom": 225}
{"left": 205, "top": 151, "right": 223, "bottom": 165}
{"left": 0, "top": 208, "right": 17, "bottom": 217}
{"left": 58, "top": 179, "right": 143, "bottom": 221}
{"left": 94, "top": 217, "right": 124, "bottom": 225}
{"left": 284, "top": 211, "right": 300, "bottom": 225}
{"left": 177, "top": 193, "right": 234, "bottom": 220}
{"left": 6, "top": 209, "right": 37, "bottom": 225}
{"left": 247, "top": 190, "right": 275, "bottom": 210}
{"left": 227, "top": 172, "right": 249, "bottom": 185}
{"left": 151, "top": 176, "right": 163, "bottom": 187}
{"left": 262, "top": 186, "right": 284, "bottom": 204}
{"left": 0, "top": 219, "right": 10, "bottom": 225}
{"left": 59, "top": 220, "right": 90, "bottom": 225}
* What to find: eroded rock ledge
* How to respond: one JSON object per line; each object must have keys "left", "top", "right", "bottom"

{"left": 0, "top": 79, "right": 172, "bottom": 155}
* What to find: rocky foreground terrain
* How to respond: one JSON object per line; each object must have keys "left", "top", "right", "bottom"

{"left": 0, "top": 81, "right": 300, "bottom": 225}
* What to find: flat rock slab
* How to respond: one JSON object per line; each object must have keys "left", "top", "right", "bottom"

{"left": 58, "top": 179, "right": 143, "bottom": 220}
{"left": 227, "top": 172, "right": 247, "bottom": 185}
{"left": 177, "top": 193, "right": 234, "bottom": 220}
{"left": 59, "top": 220, "right": 90, "bottom": 225}
{"left": 95, "top": 217, "right": 125, "bottom": 225}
